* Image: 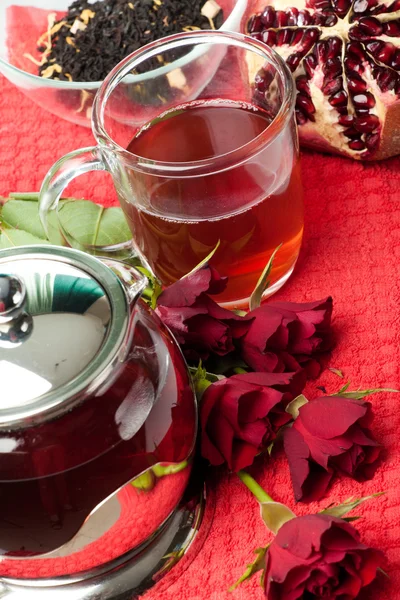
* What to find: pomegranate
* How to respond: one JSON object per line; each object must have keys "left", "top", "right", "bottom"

{"left": 247, "top": 0, "right": 400, "bottom": 159}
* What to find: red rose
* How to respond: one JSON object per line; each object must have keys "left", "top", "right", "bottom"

{"left": 200, "top": 370, "right": 306, "bottom": 471}
{"left": 265, "top": 514, "right": 383, "bottom": 600}
{"left": 156, "top": 265, "right": 249, "bottom": 361}
{"left": 240, "top": 298, "right": 333, "bottom": 378}
{"left": 283, "top": 396, "right": 381, "bottom": 502}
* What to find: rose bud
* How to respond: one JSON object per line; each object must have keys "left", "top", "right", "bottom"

{"left": 156, "top": 265, "right": 250, "bottom": 361}
{"left": 200, "top": 370, "right": 306, "bottom": 471}
{"left": 265, "top": 514, "right": 383, "bottom": 600}
{"left": 283, "top": 396, "right": 381, "bottom": 502}
{"left": 241, "top": 297, "right": 333, "bottom": 377}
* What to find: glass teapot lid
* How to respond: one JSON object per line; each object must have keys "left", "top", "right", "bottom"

{"left": 0, "top": 246, "right": 138, "bottom": 428}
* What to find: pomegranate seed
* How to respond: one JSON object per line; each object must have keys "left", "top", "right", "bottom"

{"left": 347, "top": 76, "right": 367, "bottom": 93}
{"left": 353, "top": 0, "right": 369, "bottom": 11}
{"left": 349, "top": 27, "right": 371, "bottom": 42}
{"left": 261, "top": 6, "right": 275, "bottom": 27}
{"left": 353, "top": 91, "right": 376, "bottom": 108}
{"left": 251, "top": 32, "right": 263, "bottom": 41}
{"left": 365, "top": 133, "right": 380, "bottom": 151}
{"left": 248, "top": 15, "right": 262, "bottom": 33}
{"left": 333, "top": 0, "right": 352, "bottom": 17}
{"left": 347, "top": 42, "right": 366, "bottom": 60}
{"left": 365, "top": 40, "right": 384, "bottom": 56}
{"left": 276, "top": 10, "right": 288, "bottom": 26}
{"left": 292, "top": 29, "right": 305, "bottom": 46}
{"left": 296, "top": 75, "right": 311, "bottom": 96}
{"left": 295, "top": 109, "right": 308, "bottom": 125}
{"left": 337, "top": 106, "right": 348, "bottom": 115}
{"left": 323, "top": 57, "right": 342, "bottom": 78}
{"left": 311, "top": 0, "right": 330, "bottom": 9}
{"left": 277, "top": 29, "right": 293, "bottom": 45}
{"left": 329, "top": 90, "right": 348, "bottom": 106}
{"left": 286, "top": 7, "right": 299, "bottom": 25}
{"left": 297, "top": 10, "right": 313, "bottom": 25}
{"left": 385, "top": 20, "right": 400, "bottom": 36}
{"left": 287, "top": 53, "right": 302, "bottom": 71}
{"left": 296, "top": 93, "right": 316, "bottom": 117}
{"left": 262, "top": 30, "right": 277, "bottom": 46}
{"left": 348, "top": 139, "right": 366, "bottom": 150}
{"left": 358, "top": 16, "right": 383, "bottom": 35}
{"left": 255, "top": 73, "right": 271, "bottom": 92}
{"left": 354, "top": 114, "right": 380, "bottom": 133}
{"left": 323, "top": 13, "right": 338, "bottom": 26}
{"left": 301, "top": 28, "right": 320, "bottom": 51}
{"left": 338, "top": 114, "right": 354, "bottom": 126}
{"left": 344, "top": 57, "right": 364, "bottom": 75}
{"left": 304, "top": 54, "right": 317, "bottom": 78}
{"left": 316, "top": 40, "right": 328, "bottom": 62}
{"left": 377, "top": 68, "right": 398, "bottom": 92}
{"left": 377, "top": 43, "right": 395, "bottom": 64}
{"left": 327, "top": 37, "right": 342, "bottom": 58}
{"left": 323, "top": 76, "right": 343, "bottom": 95}
{"left": 392, "top": 50, "right": 400, "bottom": 69}
{"left": 343, "top": 127, "right": 360, "bottom": 138}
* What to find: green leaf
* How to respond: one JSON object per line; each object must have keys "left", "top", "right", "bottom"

{"left": 337, "top": 381, "right": 351, "bottom": 394}
{"left": 285, "top": 394, "right": 309, "bottom": 419}
{"left": 329, "top": 367, "right": 344, "bottom": 378}
{"left": 57, "top": 200, "right": 131, "bottom": 248}
{"left": 249, "top": 244, "right": 282, "bottom": 311}
{"left": 1, "top": 198, "right": 65, "bottom": 245}
{"left": 182, "top": 239, "right": 220, "bottom": 279}
{"left": 334, "top": 388, "right": 398, "bottom": 400}
{"left": 131, "top": 469, "right": 156, "bottom": 492}
{"left": 320, "top": 492, "right": 385, "bottom": 519}
{"left": 229, "top": 547, "right": 268, "bottom": 592}
{"left": 260, "top": 501, "right": 296, "bottom": 534}
{"left": 0, "top": 228, "right": 51, "bottom": 248}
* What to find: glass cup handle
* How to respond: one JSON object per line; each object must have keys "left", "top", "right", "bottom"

{"left": 39, "top": 146, "right": 106, "bottom": 237}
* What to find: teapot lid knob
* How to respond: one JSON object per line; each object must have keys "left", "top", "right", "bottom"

{"left": 0, "top": 274, "right": 26, "bottom": 318}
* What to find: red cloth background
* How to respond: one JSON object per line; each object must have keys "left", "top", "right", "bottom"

{"left": 1, "top": 72, "right": 400, "bottom": 599}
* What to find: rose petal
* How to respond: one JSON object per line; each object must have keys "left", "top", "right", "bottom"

{"left": 158, "top": 265, "right": 215, "bottom": 306}
{"left": 238, "top": 388, "right": 283, "bottom": 423}
{"left": 298, "top": 397, "right": 368, "bottom": 439}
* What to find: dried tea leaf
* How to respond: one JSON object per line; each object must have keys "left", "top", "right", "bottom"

{"left": 260, "top": 501, "right": 296, "bottom": 534}
{"left": 249, "top": 244, "right": 282, "bottom": 311}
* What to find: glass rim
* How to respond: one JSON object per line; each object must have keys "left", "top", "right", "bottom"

{"left": 92, "top": 30, "right": 296, "bottom": 177}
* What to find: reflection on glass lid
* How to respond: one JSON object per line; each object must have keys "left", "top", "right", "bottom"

{"left": 0, "top": 256, "right": 111, "bottom": 411}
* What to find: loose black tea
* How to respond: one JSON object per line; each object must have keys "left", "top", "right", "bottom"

{"left": 33, "top": 0, "right": 224, "bottom": 82}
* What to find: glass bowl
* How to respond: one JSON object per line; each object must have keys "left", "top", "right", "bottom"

{"left": 0, "top": 0, "right": 247, "bottom": 127}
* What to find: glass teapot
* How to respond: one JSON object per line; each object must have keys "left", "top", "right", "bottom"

{"left": 0, "top": 245, "right": 197, "bottom": 592}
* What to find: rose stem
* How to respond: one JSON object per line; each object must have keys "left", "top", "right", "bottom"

{"left": 237, "top": 470, "right": 274, "bottom": 503}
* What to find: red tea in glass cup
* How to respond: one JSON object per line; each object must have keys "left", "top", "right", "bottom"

{"left": 40, "top": 31, "right": 303, "bottom": 306}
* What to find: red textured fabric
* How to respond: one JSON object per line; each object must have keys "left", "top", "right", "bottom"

{"left": 1, "top": 72, "right": 400, "bottom": 599}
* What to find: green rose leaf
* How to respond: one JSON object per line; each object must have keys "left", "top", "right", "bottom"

{"left": 229, "top": 546, "right": 268, "bottom": 592}
{"left": 58, "top": 200, "right": 132, "bottom": 248}
{"left": 260, "top": 501, "right": 296, "bottom": 535}
{"left": 320, "top": 492, "right": 385, "bottom": 519}
{"left": 249, "top": 244, "right": 282, "bottom": 311}
{"left": 334, "top": 388, "right": 398, "bottom": 400}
